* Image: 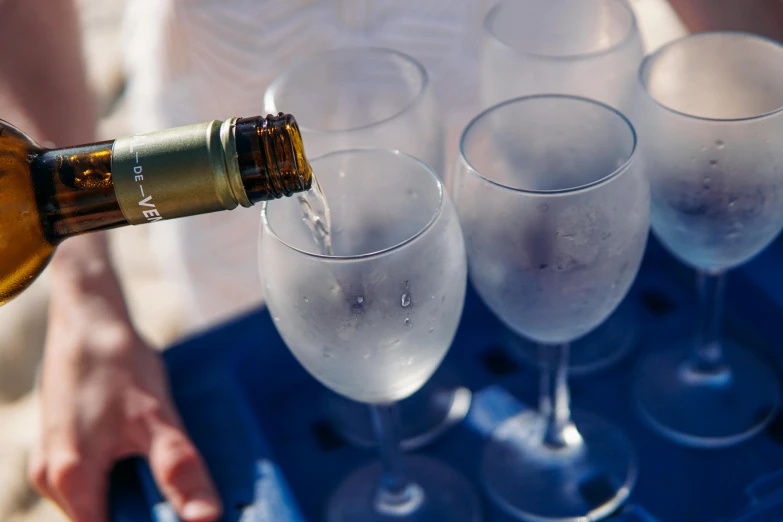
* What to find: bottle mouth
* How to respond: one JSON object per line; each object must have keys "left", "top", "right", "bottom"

{"left": 273, "top": 114, "right": 314, "bottom": 194}
{"left": 258, "top": 113, "right": 313, "bottom": 197}
{"left": 233, "top": 114, "right": 314, "bottom": 203}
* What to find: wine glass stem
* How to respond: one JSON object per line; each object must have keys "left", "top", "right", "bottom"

{"left": 538, "top": 343, "right": 579, "bottom": 449}
{"left": 691, "top": 270, "right": 729, "bottom": 376}
{"left": 370, "top": 403, "right": 420, "bottom": 511}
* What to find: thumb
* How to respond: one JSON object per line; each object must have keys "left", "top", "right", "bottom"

{"left": 147, "top": 410, "right": 222, "bottom": 522}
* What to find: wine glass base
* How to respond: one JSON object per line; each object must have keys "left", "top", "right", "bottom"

{"left": 328, "top": 370, "right": 472, "bottom": 450}
{"left": 507, "top": 304, "right": 638, "bottom": 376}
{"left": 326, "top": 455, "right": 482, "bottom": 522}
{"left": 481, "top": 410, "right": 637, "bottom": 522}
{"left": 634, "top": 341, "right": 780, "bottom": 448}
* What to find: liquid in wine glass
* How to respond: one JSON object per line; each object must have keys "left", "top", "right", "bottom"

{"left": 297, "top": 175, "right": 334, "bottom": 256}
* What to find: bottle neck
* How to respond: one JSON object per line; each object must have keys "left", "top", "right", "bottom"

{"left": 33, "top": 114, "right": 313, "bottom": 242}
{"left": 111, "top": 115, "right": 313, "bottom": 224}
{"left": 32, "top": 140, "right": 127, "bottom": 242}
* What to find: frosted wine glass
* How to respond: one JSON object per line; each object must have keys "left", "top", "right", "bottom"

{"left": 481, "top": 0, "right": 644, "bottom": 373}
{"left": 259, "top": 149, "right": 480, "bottom": 522}
{"left": 453, "top": 95, "right": 649, "bottom": 522}
{"left": 264, "top": 46, "right": 467, "bottom": 450}
{"left": 481, "top": 0, "right": 643, "bottom": 112}
{"left": 631, "top": 32, "right": 783, "bottom": 448}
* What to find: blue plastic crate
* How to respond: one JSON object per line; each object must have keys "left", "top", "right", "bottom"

{"left": 108, "top": 235, "right": 783, "bottom": 522}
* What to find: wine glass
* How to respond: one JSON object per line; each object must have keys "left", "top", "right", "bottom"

{"left": 263, "top": 47, "right": 469, "bottom": 450}
{"left": 480, "top": 0, "right": 644, "bottom": 374}
{"left": 481, "top": 0, "right": 644, "bottom": 112}
{"left": 453, "top": 95, "right": 649, "bottom": 521}
{"left": 631, "top": 32, "right": 783, "bottom": 448}
{"left": 258, "top": 149, "right": 480, "bottom": 522}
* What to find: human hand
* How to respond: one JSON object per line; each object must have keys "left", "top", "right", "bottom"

{"left": 28, "top": 235, "right": 222, "bottom": 522}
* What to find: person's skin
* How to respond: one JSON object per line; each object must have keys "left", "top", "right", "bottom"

{"left": 669, "top": 0, "right": 783, "bottom": 43}
{"left": 0, "top": 0, "right": 222, "bottom": 520}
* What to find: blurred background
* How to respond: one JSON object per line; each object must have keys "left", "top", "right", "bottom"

{"left": 0, "top": 0, "right": 777, "bottom": 520}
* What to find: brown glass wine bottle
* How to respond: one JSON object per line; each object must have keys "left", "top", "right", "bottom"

{"left": 0, "top": 113, "right": 312, "bottom": 305}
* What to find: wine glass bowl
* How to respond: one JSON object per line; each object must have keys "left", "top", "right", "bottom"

{"left": 260, "top": 150, "right": 464, "bottom": 404}
{"left": 455, "top": 95, "right": 648, "bottom": 345}
{"left": 634, "top": 32, "right": 783, "bottom": 273}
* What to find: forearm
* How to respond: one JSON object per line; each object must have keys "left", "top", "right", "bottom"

{"left": 50, "top": 234, "right": 131, "bottom": 323}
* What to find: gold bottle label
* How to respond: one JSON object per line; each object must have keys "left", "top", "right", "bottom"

{"left": 112, "top": 120, "right": 247, "bottom": 225}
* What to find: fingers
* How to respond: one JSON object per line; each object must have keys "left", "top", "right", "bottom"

{"left": 148, "top": 413, "right": 222, "bottom": 522}
{"left": 28, "top": 448, "right": 109, "bottom": 522}
{"left": 32, "top": 324, "right": 221, "bottom": 522}
{"left": 27, "top": 444, "right": 52, "bottom": 500}
{"left": 49, "top": 452, "right": 108, "bottom": 522}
